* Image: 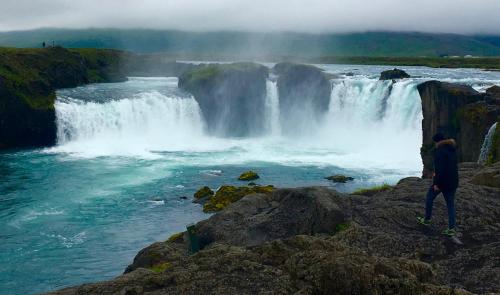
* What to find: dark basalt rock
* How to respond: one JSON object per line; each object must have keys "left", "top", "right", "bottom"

{"left": 273, "top": 62, "right": 332, "bottom": 134}
{"left": 486, "top": 85, "right": 500, "bottom": 98}
{"left": 50, "top": 163, "right": 500, "bottom": 294}
{"left": 178, "top": 63, "right": 269, "bottom": 137}
{"left": 379, "top": 68, "right": 410, "bottom": 80}
{"left": 417, "top": 80, "right": 499, "bottom": 177}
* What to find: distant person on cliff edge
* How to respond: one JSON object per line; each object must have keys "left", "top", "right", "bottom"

{"left": 417, "top": 133, "right": 459, "bottom": 237}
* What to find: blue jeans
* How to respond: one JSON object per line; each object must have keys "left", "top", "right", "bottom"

{"left": 424, "top": 185, "right": 456, "bottom": 229}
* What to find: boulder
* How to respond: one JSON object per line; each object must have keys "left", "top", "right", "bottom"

{"left": 273, "top": 63, "right": 331, "bottom": 133}
{"left": 417, "top": 80, "right": 499, "bottom": 176}
{"left": 325, "top": 174, "right": 354, "bottom": 183}
{"left": 178, "top": 63, "right": 269, "bottom": 137}
{"left": 486, "top": 85, "right": 500, "bottom": 98}
{"left": 379, "top": 68, "right": 410, "bottom": 80}
{"left": 193, "top": 186, "right": 214, "bottom": 200}
{"left": 471, "top": 162, "right": 500, "bottom": 187}
{"left": 238, "top": 171, "right": 260, "bottom": 181}
{"left": 202, "top": 185, "right": 274, "bottom": 213}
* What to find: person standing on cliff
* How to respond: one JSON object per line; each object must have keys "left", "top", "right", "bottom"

{"left": 417, "top": 133, "right": 459, "bottom": 237}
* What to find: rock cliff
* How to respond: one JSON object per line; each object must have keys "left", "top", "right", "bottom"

{"left": 0, "top": 47, "right": 127, "bottom": 150}
{"left": 417, "top": 81, "right": 500, "bottom": 177}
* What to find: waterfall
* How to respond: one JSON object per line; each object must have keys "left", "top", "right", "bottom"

{"left": 478, "top": 122, "right": 498, "bottom": 164}
{"left": 52, "top": 76, "right": 422, "bottom": 169}
{"left": 265, "top": 80, "right": 281, "bottom": 136}
{"left": 55, "top": 91, "right": 206, "bottom": 156}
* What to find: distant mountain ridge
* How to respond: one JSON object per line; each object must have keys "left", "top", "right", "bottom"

{"left": 1, "top": 28, "right": 500, "bottom": 57}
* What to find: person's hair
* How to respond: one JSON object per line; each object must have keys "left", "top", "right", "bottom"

{"left": 432, "top": 133, "right": 446, "bottom": 142}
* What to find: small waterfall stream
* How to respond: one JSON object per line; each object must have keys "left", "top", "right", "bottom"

{"left": 478, "top": 122, "right": 498, "bottom": 164}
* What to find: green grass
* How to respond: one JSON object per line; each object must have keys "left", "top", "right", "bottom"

{"left": 351, "top": 184, "right": 394, "bottom": 196}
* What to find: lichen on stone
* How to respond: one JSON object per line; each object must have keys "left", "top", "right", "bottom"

{"left": 149, "top": 262, "right": 172, "bottom": 273}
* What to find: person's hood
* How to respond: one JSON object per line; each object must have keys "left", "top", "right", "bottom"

{"left": 437, "top": 139, "right": 456, "bottom": 150}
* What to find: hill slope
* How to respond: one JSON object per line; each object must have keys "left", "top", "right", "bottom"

{"left": 1, "top": 29, "right": 500, "bottom": 57}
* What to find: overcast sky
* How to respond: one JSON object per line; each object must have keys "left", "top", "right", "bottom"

{"left": 1, "top": 0, "right": 499, "bottom": 34}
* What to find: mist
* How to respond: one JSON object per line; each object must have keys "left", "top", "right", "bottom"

{"left": 1, "top": 0, "right": 500, "bottom": 35}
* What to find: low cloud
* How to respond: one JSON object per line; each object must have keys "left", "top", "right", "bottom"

{"left": 1, "top": 0, "right": 499, "bottom": 34}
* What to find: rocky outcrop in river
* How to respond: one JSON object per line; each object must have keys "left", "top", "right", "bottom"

{"left": 273, "top": 62, "right": 332, "bottom": 133}
{"left": 417, "top": 81, "right": 500, "bottom": 177}
{"left": 48, "top": 162, "right": 500, "bottom": 294}
{"left": 178, "top": 63, "right": 269, "bottom": 137}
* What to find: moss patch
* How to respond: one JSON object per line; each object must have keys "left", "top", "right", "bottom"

{"left": 167, "top": 232, "right": 184, "bottom": 243}
{"left": 203, "top": 185, "right": 274, "bottom": 213}
{"left": 149, "top": 262, "right": 172, "bottom": 273}
{"left": 238, "top": 171, "right": 260, "bottom": 181}
{"left": 335, "top": 223, "right": 350, "bottom": 233}
{"left": 194, "top": 186, "right": 214, "bottom": 200}
{"left": 351, "top": 184, "right": 393, "bottom": 196}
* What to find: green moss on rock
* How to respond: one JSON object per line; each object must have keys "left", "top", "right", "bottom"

{"left": 194, "top": 186, "right": 214, "bottom": 200}
{"left": 167, "top": 232, "right": 184, "bottom": 243}
{"left": 203, "top": 185, "right": 274, "bottom": 213}
{"left": 149, "top": 262, "right": 172, "bottom": 273}
{"left": 238, "top": 171, "right": 260, "bottom": 181}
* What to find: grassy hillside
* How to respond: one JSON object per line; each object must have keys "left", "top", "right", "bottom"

{"left": 1, "top": 29, "right": 500, "bottom": 57}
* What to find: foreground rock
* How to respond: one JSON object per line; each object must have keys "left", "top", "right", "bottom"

{"left": 49, "top": 163, "right": 500, "bottom": 294}
{"left": 417, "top": 81, "right": 500, "bottom": 176}
{"left": 178, "top": 63, "right": 269, "bottom": 137}
{"left": 273, "top": 62, "right": 332, "bottom": 133}
{"left": 379, "top": 68, "right": 410, "bottom": 80}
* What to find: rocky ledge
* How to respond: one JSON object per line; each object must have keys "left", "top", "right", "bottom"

{"left": 48, "top": 162, "right": 500, "bottom": 294}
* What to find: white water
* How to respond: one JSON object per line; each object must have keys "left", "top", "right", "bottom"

{"left": 53, "top": 76, "right": 423, "bottom": 172}
{"left": 265, "top": 80, "right": 281, "bottom": 136}
{"left": 55, "top": 91, "right": 207, "bottom": 157}
{"left": 478, "top": 122, "right": 498, "bottom": 164}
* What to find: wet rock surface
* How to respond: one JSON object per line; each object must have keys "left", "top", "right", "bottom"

{"left": 49, "top": 163, "right": 500, "bottom": 294}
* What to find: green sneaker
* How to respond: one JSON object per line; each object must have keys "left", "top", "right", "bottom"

{"left": 417, "top": 217, "right": 431, "bottom": 226}
{"left": 442, "top": 228, "right": 457, "bottom": 237}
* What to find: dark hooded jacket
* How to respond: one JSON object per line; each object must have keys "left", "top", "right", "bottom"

{"left": 433, "top": 139, "right": 459, "bottom": 191}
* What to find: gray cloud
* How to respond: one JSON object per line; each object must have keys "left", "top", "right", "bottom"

{"left": 1, "top": 0, "right": 499, "bottom": 34}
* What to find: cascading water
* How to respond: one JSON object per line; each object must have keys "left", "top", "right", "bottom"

{"left": 55, "top": 90, "right": 206, "bottom": 157}
{"left": 52, "top": 76, "right": 423, "bottom": 170}
{"left": 478, "top": 122, "right": 498, "bottom": 164}
{"left": 264, "top": 79, "right": 281, "bottom": 136}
